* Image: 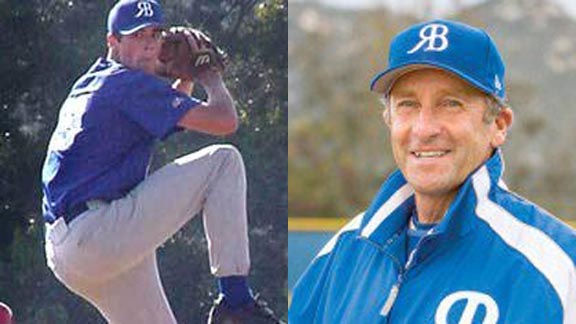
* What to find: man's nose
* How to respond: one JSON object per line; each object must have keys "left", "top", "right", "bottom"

{"left": 412, "top": 106, "right": 441, "bottom": 141}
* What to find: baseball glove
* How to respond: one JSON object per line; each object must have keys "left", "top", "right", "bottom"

{"left": 156, "top": 26, "right": 228, "bottom": 80}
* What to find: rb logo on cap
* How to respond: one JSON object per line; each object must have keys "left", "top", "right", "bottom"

{"left": 407, "top": 23, "right": 450, "bottom": 54}
{"left": 135, "top": 1, "right": 155, "bottom": 18}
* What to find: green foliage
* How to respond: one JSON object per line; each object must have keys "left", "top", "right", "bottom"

{"left": 0, "top": 0, "right": 287, "bottom": 322}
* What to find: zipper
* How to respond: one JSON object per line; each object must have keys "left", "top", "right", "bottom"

{"left": 380, "top": 281, "right": 400, "bottom": 317}
{"left": 380, "top": 229, "right": 437, "bottom": 320}
{"left": 380, "top": 252, "right": 413, "bottom": 318}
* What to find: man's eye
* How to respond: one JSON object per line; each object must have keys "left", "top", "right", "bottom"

{"left": 397, "top": 100, "right": 417, "bottom": 108}
{"left": 442, "top": 99, "right": 463, "bottom": 108}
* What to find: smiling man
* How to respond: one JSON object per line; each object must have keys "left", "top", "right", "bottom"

{"left": 289, "top": 20, "right": 576, "bottom": 323}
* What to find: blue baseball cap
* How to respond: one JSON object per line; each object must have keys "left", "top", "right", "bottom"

{"left": 370, "top": 19, "right": 506, "bottom": 102}
{"left": 107, "top": 0, "right": 164, "bottom": 35}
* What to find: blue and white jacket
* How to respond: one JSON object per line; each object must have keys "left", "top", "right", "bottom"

{"left": 289, "top": 151, "right": 576, "bottom": 323}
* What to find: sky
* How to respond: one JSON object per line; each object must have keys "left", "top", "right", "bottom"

{"left": 292, "top": 0, "right": 576, "bottom": 19}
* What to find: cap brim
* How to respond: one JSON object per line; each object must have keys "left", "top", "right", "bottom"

{"left": 370, "top": 61, "right": 497, "bottom": 101}
{"left": 118, "top": 22, "right": 163, "bottom": 35}
{"left": 370, "top": 64, "right": 434, "bottom": 94}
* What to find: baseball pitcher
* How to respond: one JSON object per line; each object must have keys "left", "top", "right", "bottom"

{"left": 41, "top": 1, "right": 282, "bottom": 323}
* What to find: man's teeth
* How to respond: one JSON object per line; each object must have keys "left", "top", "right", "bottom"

{"left": 414, "top": 151, "right": 448, "bottom": 158}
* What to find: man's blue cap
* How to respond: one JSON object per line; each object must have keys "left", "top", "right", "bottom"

{"left": 370, "top": 19, "right": 506, "bottom": 102}
{"left": 107, "top": 0, "right": 164, "bottom": 35}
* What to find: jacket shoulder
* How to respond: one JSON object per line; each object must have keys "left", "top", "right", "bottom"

{"left": 494, "top": 187, "right": 576, "bottom": 263}
{"left": 485, "top": 187, "right": 576, "bottom": 320}
{"left": 314, "top": 212, "right": 364, "bottom": 258}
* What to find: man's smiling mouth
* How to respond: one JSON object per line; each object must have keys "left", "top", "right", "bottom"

{"left": 412, "top": 150, "right": 451, "bottom": 158}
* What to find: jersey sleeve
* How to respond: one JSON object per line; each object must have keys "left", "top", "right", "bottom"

{"left": 119, "top": 72, "right": 201, "bottom": 139}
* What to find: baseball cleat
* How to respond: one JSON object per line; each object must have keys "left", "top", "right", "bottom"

{"left": 207, "top": 294, "right": 285, "bottom": 324}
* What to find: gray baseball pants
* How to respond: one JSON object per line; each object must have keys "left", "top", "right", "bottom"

{"left": 45, "top": 144, "right": 250, "bottom": 324}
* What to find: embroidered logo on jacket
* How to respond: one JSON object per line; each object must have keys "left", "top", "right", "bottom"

{"left": 435, "top": 291, "right": 499, "bottom": 324}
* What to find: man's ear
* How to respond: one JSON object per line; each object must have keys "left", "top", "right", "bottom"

{"left": 491, "top": 107, "right": 514, "bottom": 148}
{"left": 107, "top": 33, "right": 121, "bottom": 60}
{"left": 107, "top": 33, "right": 120, "bottom": 48}
{"left": 382, "top": 108, "right": 391, "bottom": 127}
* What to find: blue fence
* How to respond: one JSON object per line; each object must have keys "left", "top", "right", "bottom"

{"left": 288, "top": 218, "right": 349, "bottom": 292}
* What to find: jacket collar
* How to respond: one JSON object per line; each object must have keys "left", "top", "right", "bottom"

{"left": 358, "top": 149, "right": 506, "bottom": 248}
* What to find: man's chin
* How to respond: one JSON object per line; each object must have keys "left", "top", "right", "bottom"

{"left": 405, "top": 174, "right": 458, "bottom": 197}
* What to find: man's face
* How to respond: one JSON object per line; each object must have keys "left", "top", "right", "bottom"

{"left": 387, "top": 68, "right": 509, "bottom": 197}
{"left": 108, "top": 26, "right": 163, "bottom": 74}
